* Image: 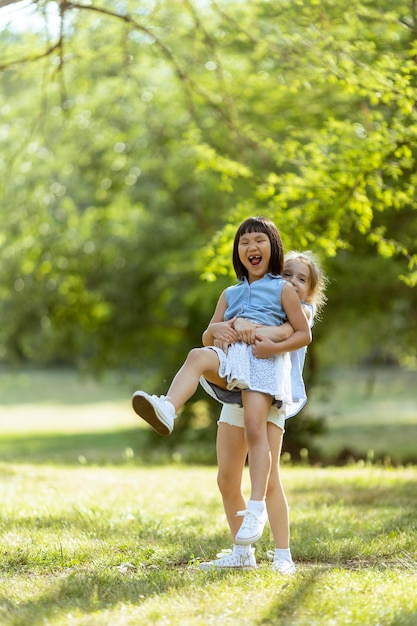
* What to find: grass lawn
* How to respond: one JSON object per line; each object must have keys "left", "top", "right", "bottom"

{"left": 0, "top": 463, "right": 416, "bottom": 625}
{"left": 0, "top": 367, "right": 416, "bottom": 624}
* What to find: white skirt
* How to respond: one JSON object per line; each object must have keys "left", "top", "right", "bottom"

{"left": 206, "top": 342, "right": 292, "bottom": 406}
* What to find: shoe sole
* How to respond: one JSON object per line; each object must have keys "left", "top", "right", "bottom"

{"left": 235, "top": 521, "right": 266, "bottom": 546}
{"left": 234, "top": 532, "right": 262, "bottom": 546}
{"left": 132, "top": 394, "right": 172, "bottom": 436}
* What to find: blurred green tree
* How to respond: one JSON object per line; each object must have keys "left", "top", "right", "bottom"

{"left": 0, "top": 0, "right": 416, "bottom": 381}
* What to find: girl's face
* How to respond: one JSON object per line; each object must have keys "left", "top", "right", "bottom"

{"left": 238, "top": 230, "right": 272, "bottom": 283}
{"left": 282, "top": 258, "right": 312, "bottom": 302}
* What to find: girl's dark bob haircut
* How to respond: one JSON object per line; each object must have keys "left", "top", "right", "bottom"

{"left": 232, "top": 216, "right": 284, "bottom": 279}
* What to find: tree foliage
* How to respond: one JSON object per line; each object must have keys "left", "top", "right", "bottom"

{"left": 0, "top": 0, "right": 416, "bottom": 377}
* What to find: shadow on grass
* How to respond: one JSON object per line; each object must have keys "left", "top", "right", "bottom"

{"left": 287, "top": 478, "right": 417, "bottom": 568}
{"left": 0, "top": 568, "right": 196, "bottom": 626}
{"left": 2, "top": 422, "right": 417, "bottom": 467}
{"left": 1, "top": 473, "right": 416, "bottom": 625}
{"left": 291, "top": 477, "right": 417, "bottom": 508}
{"left": 258, "top": 567, "right": 324, "bottom": 625}
{"left": 0, "top": 427, "right": 218, "bottom": 465}
{"left": 0, "top": 429, "right": 156, "bottom": 465}
{"left": 0, "top": 524, "right": 247, "bottom": 626}
{"left": 256, "top": 567, "right": 417, "bottom": 626}
{"left": 2, "top": 560, "right": 416, "bottom": 626}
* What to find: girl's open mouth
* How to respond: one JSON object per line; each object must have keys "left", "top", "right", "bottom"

{"left": 249, "top": 255, "right": 262, "bottom": 266}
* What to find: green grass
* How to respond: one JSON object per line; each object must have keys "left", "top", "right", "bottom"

{"left": 0, "top": 367, "right": 416, "bottom": 624}
{"left": 0, "top": 463, "right": 416, "bottom": 625}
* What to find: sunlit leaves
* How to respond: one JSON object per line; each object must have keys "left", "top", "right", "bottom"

{"left": 0, "top": 0, "right": 416, "bottom": 371}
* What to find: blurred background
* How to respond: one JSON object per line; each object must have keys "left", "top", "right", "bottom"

{"left": 0, "top": 0, "right": 416, "bottom": 466}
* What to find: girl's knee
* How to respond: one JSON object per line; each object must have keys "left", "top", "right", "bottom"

{"left": 217, "top": 471, "right": 239, "bottom": 496}
{"left": 185, "top": 347, "right": 210, "bottom": 369}
{"left": 244, "top": 422, "right": 266, "bottom": 445}
{"left": 187, "top": 347, "right": 204, "bottom": 361}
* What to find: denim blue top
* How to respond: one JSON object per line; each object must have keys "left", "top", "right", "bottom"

{"left": 224, "top": 273, "right": 287, "bottom": 327}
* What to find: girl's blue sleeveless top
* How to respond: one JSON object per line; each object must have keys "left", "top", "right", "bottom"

{"left": 224, "top": 273, "right": 287, "bottom": 326}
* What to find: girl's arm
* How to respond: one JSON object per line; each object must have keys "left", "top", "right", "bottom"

{"left": 255, "top": 322, "right": 294, "bottom": 342}
{"left": 202, "top": 291, "right": 239, "bottom": 352}
{"left": 252, "top": 283, "right": 311, "bottom": 359}
{"left": 255, "top": 302, "right": 311, "bottom": 342}
{"left": 220, "top": 316, "right": 290, "bottom": 345}
{"left": 205, "top": 312, "right": 290, "bottom": 348}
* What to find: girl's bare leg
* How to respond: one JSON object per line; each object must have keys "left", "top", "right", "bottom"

{"left": 209, "top": 407, "right": 294, "bottom": 570}
{"left": 216, "top": 417, "right": 289, "bottom": 546}
{"left": 198, "top": 421, "right": 255, "bottom": 570}
{"left": 242, "top": 390, "right": 272, "bottom": 501}
{"left": 133, "top": 347, "right": 227, "bottom": 436}
{"left": 166, "top": 347, "right": 227, "bottom": 412}
{"left": 216, "top": 422, "right": 248, "bottom": 538}
{"left": 266, "top": 423, "right": 290, "bottom": 548}
{"left": 265, "top": 421, "right": 295, "bottom": 573}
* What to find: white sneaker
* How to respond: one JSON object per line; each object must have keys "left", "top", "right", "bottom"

{"left": 199, "top": 548, "right": 256, "bottom": 571}
{"left": 267, "top": 551, "right": 296, "bottom": 575}
{"left": 235, "top": 509, "right": 267, "bottom": 545}
{"left": 131, "top": 391, "right": 175, "bottom": 435}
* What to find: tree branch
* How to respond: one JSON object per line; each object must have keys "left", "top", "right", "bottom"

{"left": 0, "top": 40, "right": 61, "bottom": 71}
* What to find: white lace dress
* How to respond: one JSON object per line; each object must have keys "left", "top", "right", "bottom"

{"left": 201, "top": 342, "right": 292, "bottom": 407}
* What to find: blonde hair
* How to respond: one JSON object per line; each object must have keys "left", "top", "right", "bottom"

{"left": 284, "top": 250, "right": 328, "bottom": 316}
